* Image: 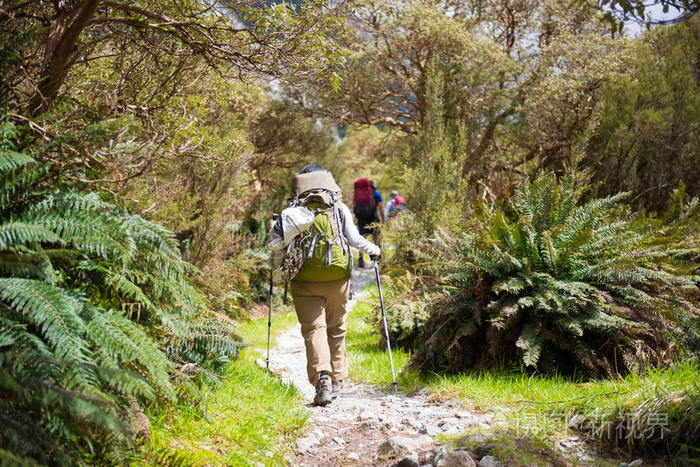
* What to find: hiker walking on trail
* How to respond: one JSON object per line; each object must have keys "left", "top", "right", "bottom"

{"left": 353, "top": 178, "right": 383, "bottom": 268}
{"left": 384, "top": 190, "right": 406, "bottom": 220}
{"left": 267, "top": 165, "right": 380, "bottom": 406}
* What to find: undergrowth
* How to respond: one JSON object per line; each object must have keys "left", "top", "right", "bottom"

{"left": 350, "top": 278, "right": 699, "bottom": 461}
{"left": 140, "top": 296, "right": 306, "bottom": 466}
{"left": 412, "top": 170, "right": 699, "bottom": 378}
{"left": 0, "top": 121, "right": 240, "bottom": 465}
{"left": 139, "top": 353, "right": 307, "bottom": 466}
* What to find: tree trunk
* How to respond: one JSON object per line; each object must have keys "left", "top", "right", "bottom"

{"left": 28, "top": 0, "right": 101, "bottom": 116}
{"left": 461, "top": 116, "right": 501, "bottom": 179}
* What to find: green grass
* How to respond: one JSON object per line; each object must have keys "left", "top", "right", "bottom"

{"left": 348, "top": 282, "right": 700, "bottom": 461}
{"left": 346, "top": 286, "right": 412, "bottom": 388}
{"left": 137, "top": 298, "right": 306, "bottom": 466}
{"left": 137, "top": 352, "right": 307, "bottom": 466}
{"left": 424, "top": 361, "right": 698, "bottom": 412}
{"left": 423, "top": 362, "right": 699, "bottom": 453}
{"left": 237, "top": 298, "right": 298, "bottom": 348}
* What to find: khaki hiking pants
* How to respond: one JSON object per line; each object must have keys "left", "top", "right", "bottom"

{"left": 290, "top": 277, "right": 350, "bottom": 385}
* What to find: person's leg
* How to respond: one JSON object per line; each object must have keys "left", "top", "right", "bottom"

{"left": 290, "top": 281, "right": 331, "bottom": 385}
{"left": 323, "top": 277, "right": 351, "bottom": 383}
{"left": 371, "top": 229, "right": 381, "bottom": 253}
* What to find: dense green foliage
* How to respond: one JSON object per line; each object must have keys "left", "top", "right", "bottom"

{"left": 0, "top": 122, "right": 239, "bottom": 465}
{"left": 411, "top": 171, "right": 699, "bottom": 378}
{"left": 586, "top": 17, "right": 700, "bottom": 211}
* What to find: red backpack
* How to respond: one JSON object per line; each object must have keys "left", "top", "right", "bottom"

{"left": 353, "top": 178, "right": 376, "bottom": 220}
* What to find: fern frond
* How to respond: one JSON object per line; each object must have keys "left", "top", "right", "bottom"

{"left": 413, "top": 169, "right": 699, "bottom": 378}
{"left": 0, "top": 150, "right": 35, "bottom": 172}
{"left": 0, "top": 279, "right": 88, "bottom": 363}
{"left": 0, "top": 221, "right": 63, "bottom": 249}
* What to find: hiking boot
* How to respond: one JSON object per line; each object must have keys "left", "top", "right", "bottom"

{"left": 314, "top": 373, "right": 332, "bottom": 406}
{"left": 332, "top": 380, "right": 343, "bottom": 393}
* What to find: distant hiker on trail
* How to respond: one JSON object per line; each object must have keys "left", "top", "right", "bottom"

{"left": 370, "top": 180, "right": 385, "bottom": 224}
{"left": 353, "top": 178, "right": 383, "bottom": 268}
{"left": 384, "top": 190, "right": 406, "bottom": 220}
{"left": 267, "top": 164, "right": 380, "bottom": 406}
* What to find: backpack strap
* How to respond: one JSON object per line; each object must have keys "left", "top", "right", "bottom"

{"left": 306, "top": 232, "right": 325, "bottom": 259}
{"left": 330, "top": 192, "right": 350, "bottom": 254}
{"left": 325, "top": 240, "right": 333, "bottom": 266}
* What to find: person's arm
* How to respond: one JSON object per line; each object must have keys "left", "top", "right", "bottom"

{"left": 373, "top": 191, "right": 385, "bottom": 222}
{"left": 340, "top": 203, "right": 380, "bottom": 256}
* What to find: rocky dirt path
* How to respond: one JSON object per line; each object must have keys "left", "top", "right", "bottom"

{"left": 262, "top": 267, "right": 596, "bottom": 467}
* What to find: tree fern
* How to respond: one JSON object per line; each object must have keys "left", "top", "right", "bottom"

{"left": 412, "top": 170, "right": 699, "bottom": 378}
{"left": 0, "top": 121, "right": 241, "bottom": 465}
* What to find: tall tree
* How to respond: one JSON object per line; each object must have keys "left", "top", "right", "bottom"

{"left": 305, "top": 0, "right": 629, "bottom": 186}
{"left": 585, "top": 16, "right": 700, "bottom": 211}
{"left": 0, "top": 0, "right": 346, "bottom": 188}
{"left": 1, "top": 0, "right": 345, "bottom": 116}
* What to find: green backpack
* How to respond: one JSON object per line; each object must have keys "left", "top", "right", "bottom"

{"left": 278, "top": 170, "right": 352, "bottom": 283}
{"left": 293, "top": 201, "right": 351, "bottom": 282}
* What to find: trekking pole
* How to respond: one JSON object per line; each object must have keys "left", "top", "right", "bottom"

{"left": 266, "top": 266, "right": 273, "bottom": 372}
{"left": 372, "top": 256, "right": 399, "bottom": 392}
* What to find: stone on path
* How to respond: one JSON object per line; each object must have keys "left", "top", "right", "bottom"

{"left": 378, "top": 436, "right": 420, "bottom": 457}
{"left": 296, "top": 434, "right": 319, "bottom": 453}
{"left": 436, "top": 449, "right": 476, "bottom": 467}
{"left": 346, "top": 452, "right": 360, "bottom": 461}
{"left": 358, "top": 409, "right": 378, "bottom": 421}
{"left": 394, "top": 453, "right": 420, "bottom": 467}
{"left": 478, "top": 455, "right": 502, "bottom": 467}
{"left": 433, "top": 446, "right": 448, "bottom": 464}
{"left": 418, "top": 423, "right": 441, "bottom": 436}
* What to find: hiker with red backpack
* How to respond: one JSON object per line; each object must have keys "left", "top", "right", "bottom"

{"left": 267, "top": 164, "right": 380, "bottom": 406}
{"left": 353, "top": 178, "right": 383, "bottom": 267}
{"left": 384, "top": 189, "right": 406, "bottom": 220}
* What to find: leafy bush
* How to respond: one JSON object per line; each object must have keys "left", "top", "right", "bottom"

{"left": 411, "top": 171, "right": 699, "bottom": 379}
{"left": 368, "top": 271, "right": 432, "bottom": 352}
{"left": 0, "top": 121, "right": 240, "bottom": 465}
